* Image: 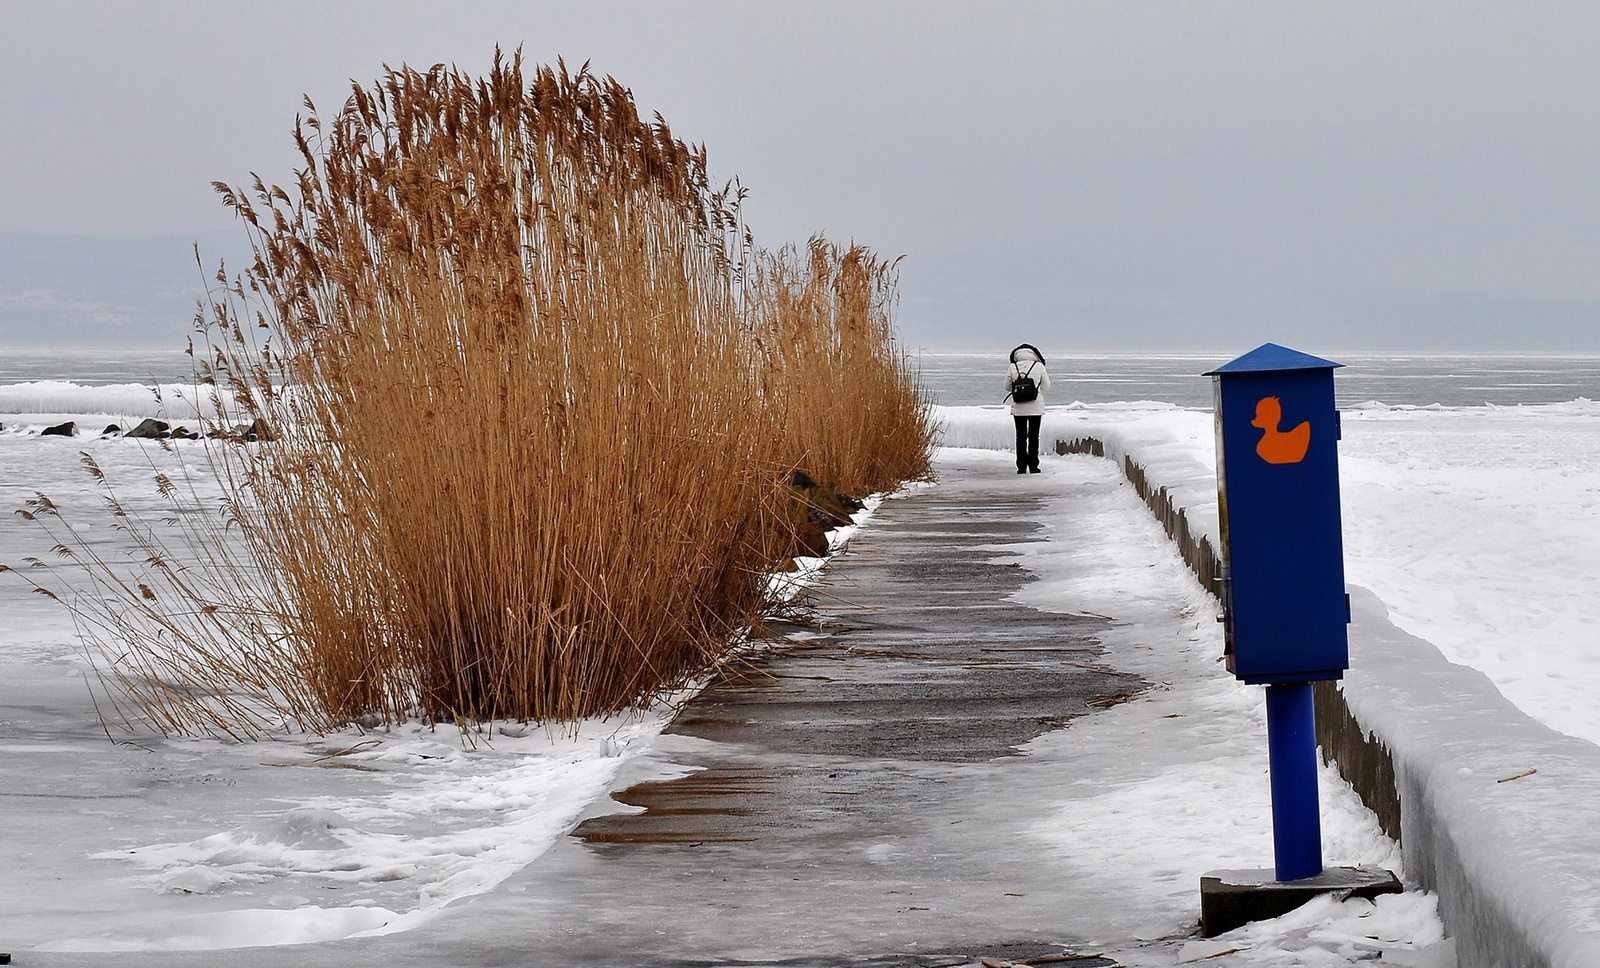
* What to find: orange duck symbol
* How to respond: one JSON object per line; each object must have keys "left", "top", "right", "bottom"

{"left": 1251, "top": 396, "right": 1311, "bottom": 464}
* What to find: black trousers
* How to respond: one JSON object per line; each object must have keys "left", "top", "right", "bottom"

{"left": 1013, "top": 415, "right": 1041, "bottom": 471}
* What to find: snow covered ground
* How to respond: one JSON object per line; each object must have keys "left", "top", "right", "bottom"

{"left": 939, "top": 399, "right": 1600, "bottom": 748}
{"left": 0, "top": 423, "right": 1446, "bottom": 962}
{"left": 0, "top": 427, "right": 882, "bottom": 956}
{"left": 15, "top": 385, "right": 1582, "bottom": 962}
{"left": 0, "top": 434, "right": 672, "bottom": 951}
{"left": 939, "top": 400, "right": 1600, "bottom": 965}
{"left": 964, "top": 448, "right": 1445, "bottom": 966}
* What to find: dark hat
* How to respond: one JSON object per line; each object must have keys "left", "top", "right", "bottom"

{"left": 1009, "top": 343, "right": 1046, "bottom": 365}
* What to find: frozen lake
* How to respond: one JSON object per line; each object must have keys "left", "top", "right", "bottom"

{"left": 916, "top": 351, "right": 1600, "bottom": 408}
{"left": 5, "top": 348, "right": 1600, "bottom": 410}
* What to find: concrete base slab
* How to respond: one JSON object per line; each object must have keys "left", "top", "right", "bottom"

{"left": 1199, "top": 865, "right": 1402, "bottom": 937}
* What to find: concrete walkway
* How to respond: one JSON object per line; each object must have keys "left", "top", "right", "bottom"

{"left": 553, "top": 469, "right": 1138, "bottom": 966}
{"left": 379, "top": 450, "right": 1147, "bottom": 967}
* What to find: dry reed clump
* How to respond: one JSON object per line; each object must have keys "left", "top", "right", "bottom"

{"left": 201, "top": 52, "right": 789, "bottom": 727}
{"left": 8, "top": 51, "right": 933, "bottom": 738}
{"left": 750, "top": 239, "right": 936, "bottom": 497}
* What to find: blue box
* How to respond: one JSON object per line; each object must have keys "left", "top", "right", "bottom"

{"left": 1206, "top": 343, "right": 1350, "bottom": 684}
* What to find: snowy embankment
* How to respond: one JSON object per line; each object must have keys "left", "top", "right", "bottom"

{"left": 975, "top": 447, "right": 1435, "bottom": 965}
{"left": 0, "top": 380, "right": 233, "bottom": 429}
{"left": 937, "top": 400, "right": 1600, "bottom": 967}
{"left": 0, "top": 432, "right": 872, "bottom": 953}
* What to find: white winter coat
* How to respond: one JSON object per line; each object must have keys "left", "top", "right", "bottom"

{"left": 1004, "top": 349, "right": 1051, "bottom": 417}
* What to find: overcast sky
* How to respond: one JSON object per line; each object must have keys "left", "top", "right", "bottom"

{"left": 4, "top": 1, "right": 1600, "bottom": 352}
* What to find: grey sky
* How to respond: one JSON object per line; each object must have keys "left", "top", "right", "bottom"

{"left": 3, "top": 1, "right": 1599, "bottom": 352}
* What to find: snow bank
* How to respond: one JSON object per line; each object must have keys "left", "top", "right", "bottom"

{"left": 936, "top": 404, "right": 1220, "bottom": 587}
{"left": 0, "top": 379, "right": 236, "bottom": 425}
{"left": 42, "top": 719, "right": 668, "bottom": 952}
{"left": 1339, "top": 400, "right": 1600, "bottom": 745}
{"left": 936, "top": 404, "right": 1216, "bottom": 543}
{"left": 982, "top": 400, "right": 1600, "bottom": 966}
{"left": 961, "top": 446, "right": 1436, "bottom": 965}
{"left": 1341, "top": 588, "right": 1600, "bottom": 967}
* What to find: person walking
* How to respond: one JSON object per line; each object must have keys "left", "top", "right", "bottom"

{"left": 1004, "top": 343, "right": 1051, "bottom": 474}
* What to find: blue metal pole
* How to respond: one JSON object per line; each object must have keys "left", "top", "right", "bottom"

{"left": 1265, "top": 682, "right": 1323, "bottom": 881}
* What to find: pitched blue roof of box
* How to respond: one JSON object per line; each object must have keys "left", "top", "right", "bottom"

{"left": 1203, "top": 342, "right": 1344, "bottom": 376}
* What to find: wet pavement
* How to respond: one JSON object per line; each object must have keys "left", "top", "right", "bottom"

{"left": 575, "top": 498, "right": 1137, "bottom": 849}
{"left": 421, "top": 453, "right": 1141, "bottom": 967}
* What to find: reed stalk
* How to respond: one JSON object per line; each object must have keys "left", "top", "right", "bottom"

{"left": 8, "top": 51, "right": 933, "bottom": 736}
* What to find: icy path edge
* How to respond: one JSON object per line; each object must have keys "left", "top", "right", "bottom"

{"left": 1048, "top": 426, "right": 1600, "bottom": 968}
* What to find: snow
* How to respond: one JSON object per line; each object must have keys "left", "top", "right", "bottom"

{"left": 959, "top": 446, "right": 1438, "bottom": 965}
{"left": 20, "top": 387, "right": 1590, "bottom": 959}
{"left": 1336, "top": 587, "right": 1600, "bottom": 967}
{"left": 34, "top": 718, "right": 672, "bottom": 952}
{"left": 932, "top": 399, "right": 1600, "bottom": 965}
{"left": 1338, "top": 400, "right": 1600, "bottom": 744}
{"left": 1165, "top": 893, "right": 1453, "bottom": 967}
{"left": 938, "top": 400, "right": 1600, "bottom": 748}
{"left": 0, "top": 379, "right": 234, "bottom": 428}
{"left": 935, "top": 402, "right": 1219, "bottom": 544}
{"left": 0, "top": 628, "right": 684, "bottom": 955}
{"left": 0, "top": 432, "right": 868, "bottom": 954}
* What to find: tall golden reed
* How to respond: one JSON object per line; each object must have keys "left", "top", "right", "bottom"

{"left": 752, "top": 239, "right": 935, "bottom": 496}
{"left": 10, "top": 52, "right": 933, "bottom": 737}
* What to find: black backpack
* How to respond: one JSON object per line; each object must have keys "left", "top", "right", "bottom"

{"left": 1008, "top": 361, "right": 1039, "bottom": 403}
